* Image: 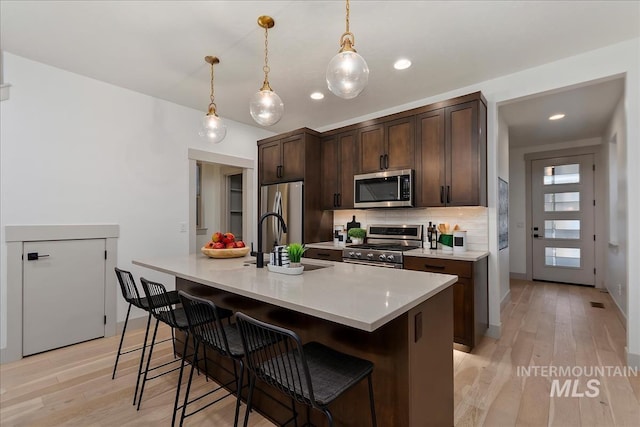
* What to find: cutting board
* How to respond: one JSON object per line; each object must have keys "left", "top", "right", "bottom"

{"left": 346, "top": 215, "right": 360, "bottom": 231}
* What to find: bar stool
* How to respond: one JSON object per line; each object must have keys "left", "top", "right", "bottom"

{"left": 175, "top": 291, "right": 247, "bottom": 427}
{"left": 235, "top": 312, "right": 377, "bottom": 427}
{"left": 137, "top": 278, "right": 224, "bottom": 411}
{"left": 112, "top": 268, "right": 178, "bottom": 387}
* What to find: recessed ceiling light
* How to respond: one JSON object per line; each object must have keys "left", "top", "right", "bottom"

{"left": 549, "top": 113, "right": 565, "bottom": 120}
{"left": 310, "top": 92, "right": 324, "bottom": 100}
{"left": 394, "top": 59, "right": 412, "bottom": 70}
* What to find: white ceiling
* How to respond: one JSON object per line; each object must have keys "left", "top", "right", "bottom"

{"left": 500, "top": 77, "right": 625, "bottom": 147}
{"left": 1, "top": 1, "right": 639, "bottom": 135}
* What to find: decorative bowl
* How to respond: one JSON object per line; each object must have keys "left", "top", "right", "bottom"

{"left": 201, "top": 246, "right": 250, "bottom": 258}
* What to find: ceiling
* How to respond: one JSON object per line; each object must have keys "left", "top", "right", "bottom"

{"left": 499, "top": 77, "right": 625, "bottom": 147}
{"left": 1, "top": 1, "right": 639, "bottom": 135}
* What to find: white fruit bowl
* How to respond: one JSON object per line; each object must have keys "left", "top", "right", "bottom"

{"left": 201, "top": 246, "right": 250, "bottom": 258}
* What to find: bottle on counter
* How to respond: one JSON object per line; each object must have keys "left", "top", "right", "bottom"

{"left": 429, "top": 224, "right": 438, "bottom": 250}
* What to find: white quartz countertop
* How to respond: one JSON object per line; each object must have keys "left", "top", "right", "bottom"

{"left": 305, "top": 242, "right": 347, "bottom": 250}
{"left": 404, "top": 248, "right": 489, "bottom": 262}
{"left": 133, "top": 254, "right": 457, "bottom": 332}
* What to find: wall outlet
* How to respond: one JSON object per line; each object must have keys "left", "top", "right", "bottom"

{"left": 179, "top": 222, "right": 187, "bottom": 233}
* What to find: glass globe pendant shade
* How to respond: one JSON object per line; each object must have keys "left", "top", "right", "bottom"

{"left": 326, "top": 50, "right": 369, "bottom": 99}
{"left": 199, "top": 111, "right": 227, "bottom": 144}
{"left": 249, "top": 89, "right": 284, "bottom": 126}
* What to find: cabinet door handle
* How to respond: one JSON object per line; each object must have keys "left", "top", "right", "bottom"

{"left": 440, "top": 186, "right": 445, "bottom": 204}
{"left": 384, "top": 154, "right": 389, "bottom": 169}
{"left": 379, "top": 155, "right": 384, "bottom": 170}
{"left": 446, "top": 185, "right": 451, "bottom": 204}
{"left": 317, "top": 252, "right": 331, "bottom": 257}
{"left": 337, "top": 193, "right": 341, "bottom": 207}
{"left": 423, "top": 264, "right": 446, "bottom": 270}
{"left": 276, "top": 165, "right": 280, "bottom": 178}
{"left": 333, "top": 193, "right": 338, "bottom": 207}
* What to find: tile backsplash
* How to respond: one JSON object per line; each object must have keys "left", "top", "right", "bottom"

{"left": 333, "top": 207, "right": 488, "bottom": 251}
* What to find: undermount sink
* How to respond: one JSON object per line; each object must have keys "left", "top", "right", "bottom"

{"left": 244, "top": 260, "right": 329, "bottom": 271}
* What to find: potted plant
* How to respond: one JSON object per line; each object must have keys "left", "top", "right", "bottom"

{"left": 286, "top": 243, "right": 307, "bottom": 268}
{"left": 348, "top": 227, "right": 366, "bottom": 245}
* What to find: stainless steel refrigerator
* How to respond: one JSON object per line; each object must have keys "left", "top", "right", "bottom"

{"left": 260, "top": 181, "right": 303, "bottom": 250}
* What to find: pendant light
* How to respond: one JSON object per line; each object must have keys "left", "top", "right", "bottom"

{"left": 199, "top": 56, "right": 227, "bottom": 143}
{"left": 249, "top": 15, "right": 284, "bottom": 127}
{"left": 326, "top": 0, "right": 369, "bottom": 99}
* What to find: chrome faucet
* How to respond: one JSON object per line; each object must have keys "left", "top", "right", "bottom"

{"left": 256, "top": 211, "right": 288, "bottom": 268}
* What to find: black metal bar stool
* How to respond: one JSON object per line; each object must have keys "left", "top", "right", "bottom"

{"left": 175, "top": 291, "right": 247, "bottom": 427}
{"left": 235, "top": 312, "right": 377, "bottom": 427}
{"left": 112, "top": 267, "right": 178, "bottom": 390}
{"left": 136, "top": 278, "right": 220, "bottom": 411}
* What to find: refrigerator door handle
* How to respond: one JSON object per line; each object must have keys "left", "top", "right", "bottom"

{"left": 273, "top": 191, "right": 284, "bottom": 244}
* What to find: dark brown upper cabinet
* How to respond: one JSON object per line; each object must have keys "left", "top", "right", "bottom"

{"left": 257, "top": 128, "right": 332, "bottom": 243}
{"left": 321, "top": 131, "right": 356, "bottom": 209}
{"left": 258, "top": 132, "right": 305, "bottom": 185}
{"left": 358, "top": 116, "right": 415, "bottom": 174}
{"left": 416, "top": 98, "right": 487, "bottom": 207}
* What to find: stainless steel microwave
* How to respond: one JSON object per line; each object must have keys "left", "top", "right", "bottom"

{"left": 353, "top": 169, "right": 413, "bottom": 208}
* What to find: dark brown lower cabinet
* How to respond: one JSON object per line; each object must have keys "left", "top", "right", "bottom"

{"left": 303, "top": 247, "right": 343, "bottom": 262}
{"left": 404, "top": 256, "right": 488, "bottom": 351}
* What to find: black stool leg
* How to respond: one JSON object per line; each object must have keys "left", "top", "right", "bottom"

{"left": 242, "top": 374, "right": 257, "bottom": 427}
{"left": 368, "top": 374, "right": 377, "bottom": 427}
{"left": 174, "top": 333, "right": 194, "bottom": 427}
{"left": 133, "top": 311, "right": 153, "bottom": 405}
{"left": 137, "top": 318, "right": 160, "bottom": 410}
{"left": 322, "top": 408, "right": 334, "bottom": 427}
{"left": 112, "top": 303, "right": 132, "bottom": 379}
{"left": 233, "top": 360, "right": 244, "bottom": 427}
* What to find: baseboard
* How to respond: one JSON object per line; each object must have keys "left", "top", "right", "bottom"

{"left": 500, "top": 289, "right": 511, "bottom": 312}
{"left": 510, "top": 272, "right": 527, "bottom": 280}
{"left": 486, "top": 323, "right": 501, "bottom": 339}
{"left": 605, "top": 289, "right": 628, "bottom": 331}
{"left": 0, "top": 346, "right": 21, "bottom": 364}
{"left": 627, "top": 349, "right": 640, "bottom": 369}
{"left": 117, "top": 314, "right": 150, "bottom": 335}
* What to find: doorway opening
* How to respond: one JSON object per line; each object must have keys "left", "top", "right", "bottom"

{"left": 188, "top": 149, "right": 254, "bottom": 254}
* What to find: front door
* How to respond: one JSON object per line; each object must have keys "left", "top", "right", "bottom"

{"left": 23, "top": 239, "right": 106, "bottom": 355}
{"left": 531, "top": 154, "right": 595, "bottom": 285}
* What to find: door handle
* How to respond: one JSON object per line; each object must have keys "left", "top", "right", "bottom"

{"left": 333, "top": 193, "right": 338, "bottom": 207}
{"left": 27, "top": 252, "right": 50, "bottom": 261}
{"left": 379, "top": 155, "right": 384, "bottom": 170}
{"left": 446, "top": 186, "right": 451, "bottom": 204}
{"left": 384, "top": 154, "right": 389, "bottom": 169}
{"left": 440, "top": 186, "right": 445, "bottom": 204}
{"left": 337, "top": 193, "right": 341, "bottom": 207}
{"left": 533, "top": 234, "right": 540, "bottom": 238}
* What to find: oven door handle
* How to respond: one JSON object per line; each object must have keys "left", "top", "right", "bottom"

{"left": 343, "top": 259, "right": 403, "bottom": 268}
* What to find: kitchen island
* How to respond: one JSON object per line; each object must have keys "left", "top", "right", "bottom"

{"left": 133, "top": 254, "right": 457, "bottom": 426}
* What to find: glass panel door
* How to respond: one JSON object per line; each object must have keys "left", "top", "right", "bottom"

{"left": 531, "top": 154, "right": 595, "bottom": 285}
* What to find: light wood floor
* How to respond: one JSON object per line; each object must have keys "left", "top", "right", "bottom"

{"left": 1, "top": 280, "right": 639, "bottom": 426}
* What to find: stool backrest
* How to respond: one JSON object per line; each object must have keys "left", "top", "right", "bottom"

{"left": 140, "top": 278, "right": 179, "bottom": 327}
{"left": 115, "top": 267, "right": 143, "bottom": 306}
{"left": 235, "top": 312, "right": 316, "bottom": 406}
{"left": 178, "top": 291, "right": 233, "bottom": 356}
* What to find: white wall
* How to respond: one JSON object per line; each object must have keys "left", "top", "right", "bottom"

{"left": 0, "top": 52, "right": 273, "bottom": 351}
{"left": 319, "top": 38, "right": 640, "bottom": 363}
{"left": 604, "top": 96, "right": 628, "bottom": 318}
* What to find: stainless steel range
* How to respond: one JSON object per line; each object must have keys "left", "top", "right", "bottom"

{"left": 342, "top": 224, "right": 423, "bottom": 268}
